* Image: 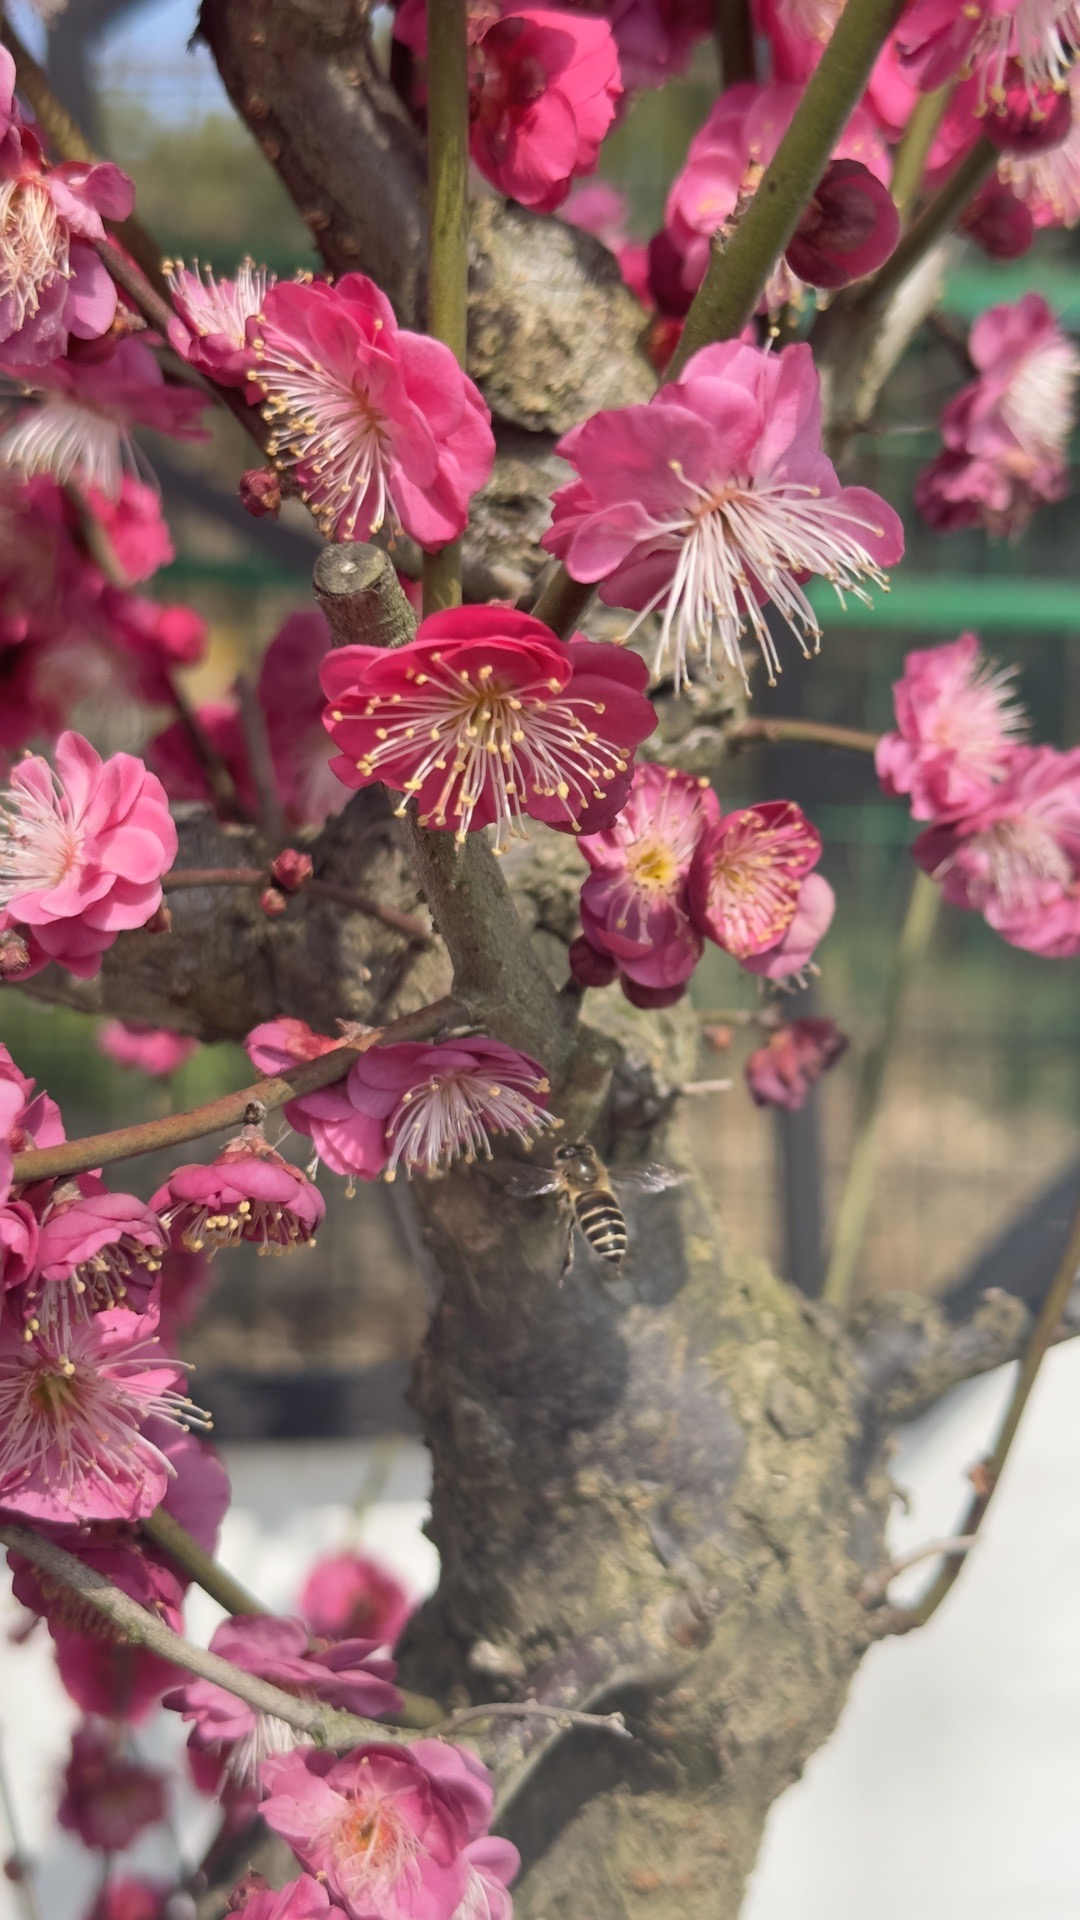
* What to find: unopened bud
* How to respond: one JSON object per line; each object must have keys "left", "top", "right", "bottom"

{"left": 567, "top": 935, "right": 618, "bottom": 990}
{"left": 143, "top": 904, "right": 173, "bottom": 936}
{"left": 239, "top": 467, "right": 282, "bottom": 518}
{"left": 270, "top": 848, "right": 313, "bottom": 891}
{"left": 259, "top": 886, "right": 287, "bottom": 918}
{"left": 621, "top": 976, "right": 687, "bottom": 1011}
{"left": 0, "top": 929, "right": 30, "bottom": 978}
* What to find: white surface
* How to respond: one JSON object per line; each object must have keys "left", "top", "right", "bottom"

{"left": 3, "top": 1355, "right": 1080, "bottom": 1919}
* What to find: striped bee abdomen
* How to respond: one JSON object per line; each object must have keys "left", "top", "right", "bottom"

{"left": 574, "top": 1189, "right": 628, "bottom": 1266}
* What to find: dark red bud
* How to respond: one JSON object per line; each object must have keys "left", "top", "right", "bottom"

{"left": 259, "top": 886, "right": 288, "bottom": 918}
{"left": 621, "top": 977, "right": 688, "bottom": 1010}
{"left": 568, "top": 935, "right": 618, "bottom": 989}
{"left": 240, "top": 467, "right": 282, "bottom": 518}
{"left": 270, "top": 848, "right": 314, "bottom": 891}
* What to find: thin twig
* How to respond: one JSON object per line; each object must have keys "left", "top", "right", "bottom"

{"left": 162, "top": 867, "right": 433, "bottom": 948}
{"left": 423, "top": 0, "right": 469, "bottom": 616}
{"left": 890, "top": 1193, "right": 1080, "bottom": 1631}
{"left": 859, "top": 1534, "right": 978, "bottom": 1607}
{"left": 163, "top": 669, "right": 251, "bottom": 824}
{"left": 10, "top": 996, "right": 465, "bottom": 1185}
{"left": 0, "top": 1525, "right": 398, "bottom": 1752}
{"left": 435, "top": 1701, "right": 632, "bottom": 1740}
{"left": 889, "top": 84, "right": 953, "bottom": 225}
{"left": 731, "top": 717, "right": 880, "bottom": 755}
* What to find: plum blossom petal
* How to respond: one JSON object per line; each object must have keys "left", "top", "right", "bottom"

{"left": 0, "top": 338, "right": 210, "bottom": 499}
{"left": 470, "top": 9, "right": 622, "bottom": 213}
{"left": 152, "top": 1127, "right": 325, "bottom": 1255}
{"left": 687, "top": 800, "right": 822, "bottom": 960}
{"left": 875, "top": 633, "right": 1028, "bottom": 821}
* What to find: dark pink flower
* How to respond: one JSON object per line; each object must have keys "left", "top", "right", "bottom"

{"left": 784, "top": 158, "right": 899, "bottom": 290}
{"left": 300, "top": 1550, "right": 414, "bottom": 1647}
{"left": 98, "top": 1020, "right": 199, "bottom": 1077}
{"left": 469, "top": 8, "right": 622, "bottom": 212}
{"left": 687, "top": 800, "right": 822, "bottom": 960}
{"left": 166, "top": 258, "right": 271, "bottom": 393}
{"left": 150, "top": 1417, "right": 231, "bottom": 1554}
{"left": 321, "top": 606, "right": 655, "bottom": 847}
{"left": 897, "top": 0, "right": 1080, "bottom": 97}
{"left": 960, "top": 177, "right": 1035, "bottom": 257}
{"left": 0, "top": 730, "right": 178, "bottom": 981}
{"left": 87, "top": 477, "right": 175, "bottom": 584}
{"left": 225, "top": 1876, "right": 347, "bottom": 1920}
{"left": 58, "top": 1719, "right": 167, "bottom": 1852}
{"left": 0, "top": 112, "right": 134, "bottom": 367}
{"left": 737, "top": 869, "right": 835, "bottom": 980}
{"left": 0, "top": 338, "right": 210, "bottom": 500}
{"left": 259, "top": 1740, "right": 494, "bottom": 1920}
{"left": 83, "top": 1879, "right": 172, "bottom": 1920}
{"left": 544, "top": 339, "right": 903, "bottom": 691}
{"left": 916, "top": 293, "right": 1080, "bottom": 539}
{"left": 0, "top": 1306, "right": 201, "bottom": 1525}
{"left": 165, "top": 1614, "right": 401, "bottom": 1784}
{"left": 17, "top": 1179, "right": 165, "bottom": 1337}
{"left": 567, "top": 933, "right": 619, "bottom": 987}
{"left": 244, "top": 1018, "right": 359, "bottom": 1179}
{"left": 156, "top": 1245, "right": 213, "bottom": 1344}
{"left": 998, "top": 67, "right": 1080, "bottom": 225}
{"left": 9, "top": 1532, "right": 186, "bottom": 1721}
{"left": 577, "top": 761, "right": 718, "bottom": 992}
{"left": 745, "top": 1016, "right": 848, "bottom": 1111}
{"left": 152, "top": 1129, "right": 325, "bottom": 1254}
{"left": 913, "top": 743, "right": 1080, "bottom": 956}
{"left": 346, "top": 1037, "right": 554, "bottom": 1180}
{"left": 258, "top": 610, "right": 344, "bottom": 829}
{"left": 249, "top": 275, "right": 495, "bottom": 550}
{"left": 876, "top": 632, "right": 1027, "bottom": 822}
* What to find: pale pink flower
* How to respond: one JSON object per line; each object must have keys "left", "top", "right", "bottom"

{"left": 249, "top": 275, "right": 495, "bottom": 549}
{"left": 0, "top": 338, "right": 210, "bottom": 500}
{"left": 544, "top": 339, "right": 903, "bottom": 691}
{"left": 737, "top": 869, "right": 835, "bottom": 980}
{"left": 152, "top": 1128, "right": 325, "bottom": 1254}
{"left": 166, "top": 257, "right": 272, "bottom": 393}
{"left": 259, "top": 1740, "right": 495, "bottom": 1920}
{"left": 0, "top": 1305, "right": 203, "bottom": 1524}
{"left": 258, "top": 609, "right": 344, "bottom": 829}
{"left": 98, "top": 1020, "right": 199, "bottom": 1077}
{"left": 300, "top": 1550, "right": 414, "bottom": 1647}
{"left": 687, "top": 800, "right": 822, "bottom": 960}
{"left": 916, "top": 294, "right": 1080, "bottom": 538}
{"left": 745, "top": 1015, "right": 848, "bottom": 1111}
{"left": 576, "top": 761, "right": 718, "bottom": 992}
{"left": 0, "top": 730, "right": 178, "bottom": 981}
{"left": 0, "top": 104, "right": 134, "bottom": 367}
{"left": 165, "top": 1614, "right": 401, "bottom": 1785}
{"left": 226, "top": 1876, "right": 347, "bottom": 1920}
{"left": 876, "top": 633, "right": 1028, "bottom": 821}
{"left": 913, "top": 743, "right": 1080, "bottom": 956}
{"left": 321, "top": 606, "right": 655, "bottom": 848}
{"left": 58, "top": 1720, "right": 167, "bottom": 1852}
{"left": 469, "top": 7, "right": 622, "bottom": 212}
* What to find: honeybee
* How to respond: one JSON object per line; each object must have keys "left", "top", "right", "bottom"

{"left": 508, "top": 1140, "right": 682, "bottom": 1279}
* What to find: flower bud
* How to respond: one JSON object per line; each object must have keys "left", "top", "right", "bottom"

{"left": 239, "top": 467, "right": 282, "bottom": 518}
{"left": 259, "top": 886, "right": 287, "bottom": 918}
{"left": 568, "top": 935, "right": 618, "bottom": 988}
{"left": 621, "top": 977, "right": 687, "bottom": 1010}
{"left": 270, "top": 848, "right": 313, "bottom": 891}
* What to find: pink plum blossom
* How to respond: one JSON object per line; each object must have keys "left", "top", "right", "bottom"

{"left": 0, "top": 1306, "right": 201, "bottom": 1524}
{"left": 687, "top": 800, "right": 822, "bottom": 961}
{"left": 347, "top": 1038, "right": 555, "bottom": 1180}
{"left": 998, "top": 68, "right": 1080, "bottom": 225}
{"left": 166, "top": 258, "right": 272, "bottom": 393}
{"left": 544, "top": 338, "right": 903, "bottom": 690}
{"left": 961, "top": 176, "right": 1036, "bottom": 257}
{"left": 457, "top": 1837, "right": 521, "bottom": 1920}
{"left": 0, "top": 101, "right": 134, "bottom": 367}
{"left": 876, "top": 633, "right": 1028, "bottom": 821}
{"left": 19, "top": 1179, "right": 166, "bottom": 1335}
{"left": 576, "top": 761, "right": 718, "bottom": 994}
{"left": 744, "top": 1016, "right": 848, "bottom": 1111}
{"left": 300, "top": 1550, "right": 414, "bottom": 1647}
{"left": 0, "top": 730, "right": 178, "bottom": 981}
{"left": 244, "top": 1018, "right": 360, "bottom": 1179}
{"left": 225, "top": 1877, "right": 348, "bottom": 1920}
{"left": 152, "top": 1128, "right": 325, "bottom": 1254}
{"left": 915, "top": 294, "right": 1080, "bottom": 538}
{"left": 897, "top": 0, "right": 1080, "bottom": 97}
{"left": 469, "top": 8, "right": 622, "bottom": 212}
{"left": 98, "top": 1020, "right": 199, "bottom": 1077}
{"left": 165, "top": 1613, "right": 401, "bottom": 1784}
{"left": 258, "top": 610, "right": 344, "bottom": 829}
{"left": 84, "top": 1879, "right": 172, "bottom": 1920}
{"left": 913, "top": 743, "right": 1080, "bottom": 956}
{"left": 89, "top": 477, "right": 176, "bottom": 583}
{"left": 259, "top": 1739, "right": 496, "bottom": 1920}
{"left": 321, "top": 606, "right": 655, "bottom": 847}
{"left": 0, "top": 338, "right": 210, "bottom": 500}
{"left": 58, "top": 1720, "right": 167, "bottom": 1852}
{"left": 752, "top": 0, "right": 919, "bottom": 132}
{"left": 737, "top": 870, "right": 836, "bottom": 980}
{"left": 249, "top": 275, "right": 495, "bottom": 549}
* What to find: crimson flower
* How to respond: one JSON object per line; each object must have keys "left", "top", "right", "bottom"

{"left": 470, "top": 8, "right": 622, "bottom": 213}
{"left": 321, "top": 606, "right": 655, "bottom": 847}
{"left": 687, "top": 801, "right": 822, "bottom": 961}
{"left": 543, "top": 339, "right": 903, "bottom": 691}
{"left": 249, "top": 274, "right": 495, "bottom": 549}
{"left": 58, "top": 1720, "right": 167, "bottom": 1853}
{"left": 152, "top": 1129, "right": 325, "bottom": 1255}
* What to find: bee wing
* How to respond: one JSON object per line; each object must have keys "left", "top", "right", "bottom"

{"left": 504, "top": 1168, "right": 563, "bottom": 1199}
{"left": 613, "top": 1163, "right": 686, "bottom": 1195}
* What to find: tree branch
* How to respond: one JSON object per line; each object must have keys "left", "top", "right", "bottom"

{"left": 731, "top": 717, "right": 880, "bottom": 755}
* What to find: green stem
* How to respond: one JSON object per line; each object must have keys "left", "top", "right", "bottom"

{"left": 821, "top": 867, "right": 940, "bottom": 1311}
{"left": 423, "top": 0, "right": 470, "bottom": 615}
{"left": 889, "top": 84, "right": 952, "bottom": 225}
{"left": 530, "top": 568, "right": 597, "bottom": 638}
{"left": 141, "top": 1508, "right": 265, "bottom": 1617}
{"left": 667, "top": 0, "right": 908, "bottom": 375}
{"left": 858, "top": 137, "right": 998, "bottom": 316}
{"left": 904, "top": 1191, "right": 1080, "bottom": 1628}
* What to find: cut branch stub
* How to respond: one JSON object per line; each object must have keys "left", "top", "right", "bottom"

{"left": 314, "top": 542, "right": 420, "bottom": 650}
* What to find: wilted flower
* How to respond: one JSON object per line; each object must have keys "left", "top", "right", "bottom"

{"left": 469, "top": 8, "right": 622, "bottom": 212}
{"left": 0, "top": 729, "right": 178, "bottom": 981}
{"left": 300, "top": 1550, "right": 414, "bottom": 1647}
{"left": 152, "top": 1129, "right": 325, "bottom": 1255}
{"left": 0, "top": 1306, "right": 203, "bottom": 1524}
{"left": 58, "top": 1720, "right": 167, "bottom": 1853}
{"left": 876, "top": 633, "right": 1028, "bottom": 822}
{"left": 321, "top": 606, "right": 655, "bottom": 848}
{"left": 165, "top": 1614, "right": 401, "bottom": 1784}
{"left": 543, "top": 339, "right": 904, "bottom": 690}
{"left": 576, "top": 761, "right": 718, "bottom": 994}
{"left": 0, "top": 338, "right": 209, "bottom": 500}
{"left": 249, "top": 275, "right": 495, "bottom": 549}
{"left": 166, "top": 257, "right": 272, "bottom": 392}
{"left": 259, "top": 1740, "right": 496, "bottom": 1920}
{"left": 745, "top": 1016, "right": 848, "bottom": 1111}
{"left": 97, "top": 1020, "right": 199, "bottom": 1077}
